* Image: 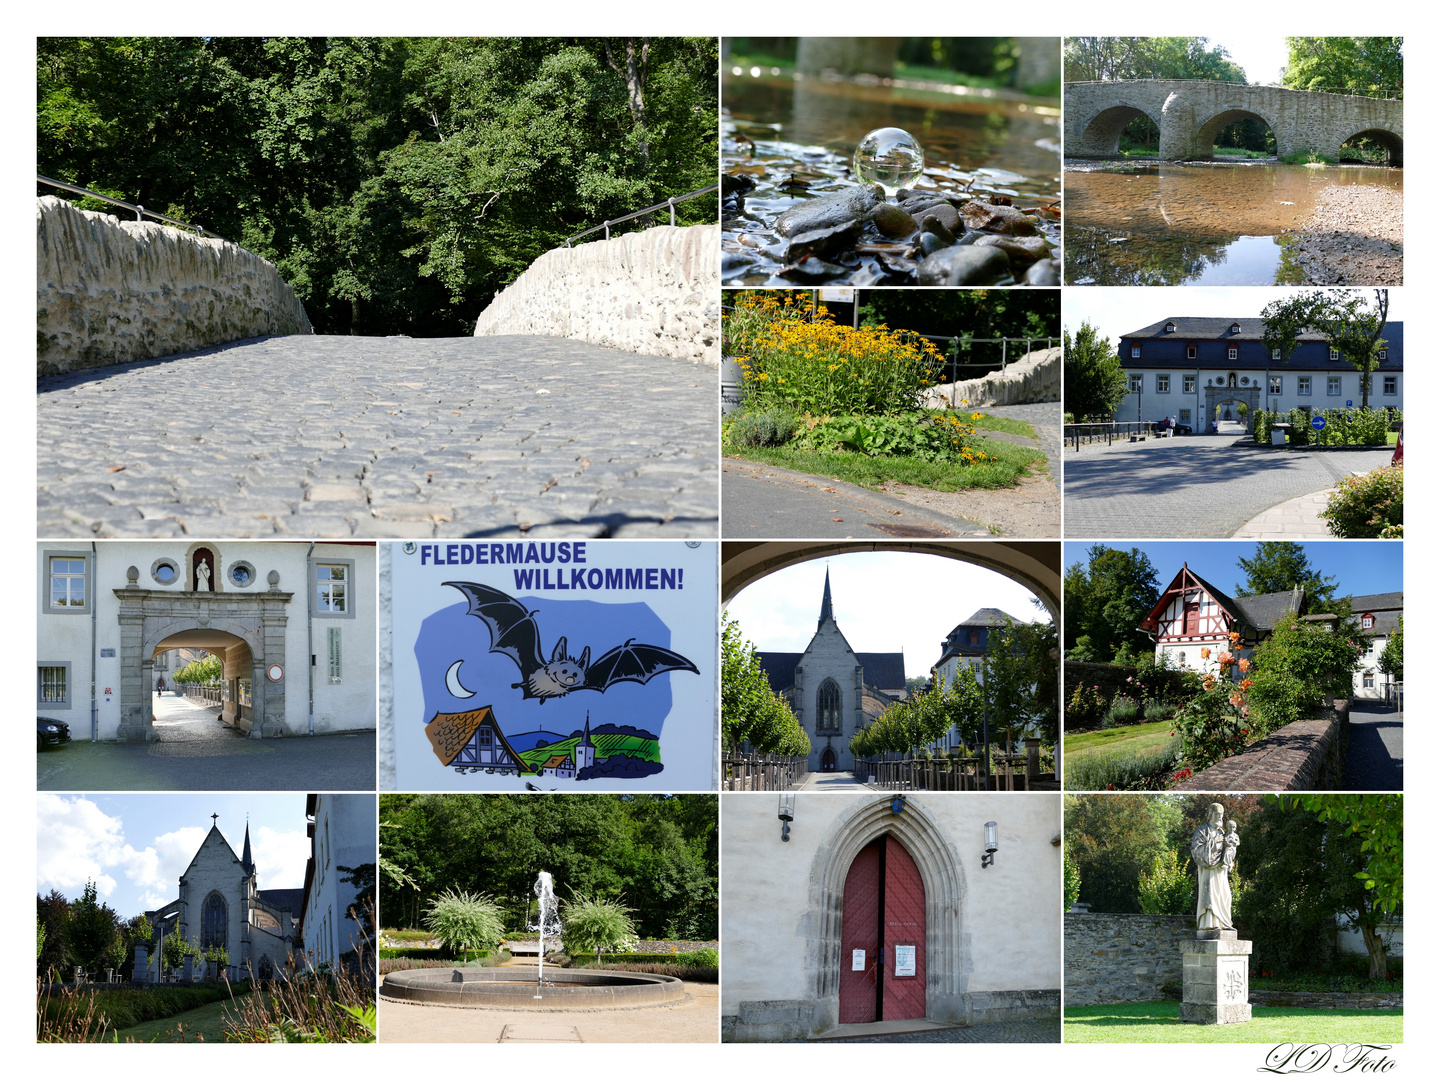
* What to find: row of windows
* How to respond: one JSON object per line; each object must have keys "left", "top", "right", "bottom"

{"left": 1132, "top": 344, "right": 1388, "bottom": 362}
{"left": 43, "top": 556, "right": 353, "bottom": 613}
{"left": 1129, "top": 375, "right": 1398, "bottom": 396}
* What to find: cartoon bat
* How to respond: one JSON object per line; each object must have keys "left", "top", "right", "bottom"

{"left": 445, "top": 581, "right": 699, "bottom": 703}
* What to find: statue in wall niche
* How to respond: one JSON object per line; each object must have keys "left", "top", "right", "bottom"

{"left": 1191, "top": 803, "right": 1237, "bottom": 930}
{"left": 196, "top": 561, "right": 212, "bottom": 592}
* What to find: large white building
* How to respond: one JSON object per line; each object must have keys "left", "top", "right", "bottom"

{"left": 38, "top": 541, "right": 376, "bottom": 740}
{"left": 722, "top": 793, "right": 1061, "bottom": 1040}
{"left": 298, "top": 794, "right": 378, "bottom": 971}
{"left": 1350, "top": 592, "right": 1403, "bottom": 702}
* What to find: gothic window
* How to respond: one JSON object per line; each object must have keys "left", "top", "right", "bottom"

{"left": 815, "top": 679, "right": 843, "bottom": 733}
{"left": 201, "top": 892, "right": 228, "bottom": 952}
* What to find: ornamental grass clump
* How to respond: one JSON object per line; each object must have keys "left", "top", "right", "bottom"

{"left": 560, "top": 895, "right": 637, "bottom": 963}
{"left": 422, "top": 888, "right": 505, "bottom": 959}
{"left": 724, "top": 291, "right": 943, "bottom": 417}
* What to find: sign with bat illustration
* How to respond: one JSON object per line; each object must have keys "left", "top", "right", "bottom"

{"left": 390, "top": 540, "right": 718, "bottom": 791}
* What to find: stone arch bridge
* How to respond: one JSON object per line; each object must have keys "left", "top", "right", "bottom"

{"left": 1065, "top": 80, "right": 1402, "bottom": 163}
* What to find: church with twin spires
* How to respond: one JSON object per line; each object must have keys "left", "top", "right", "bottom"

{"left": 757, "top": 570, "right": 906, "bottom": 773}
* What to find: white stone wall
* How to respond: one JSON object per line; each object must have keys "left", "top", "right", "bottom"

{"left": 301, "top": 794, "right": 377, "bottom": 966}
{"left": 721, "top": 792, "right": 1062, "bottom": 1022}
{"left": 37, "top": 195, "right": 311, "bottom": 375}
{"left": 37, "top": 541, "right": 376, "bottom": 740}
{"left": 473, "top": 224, "right": 719, "bottom": 366}
{"left": 922, "top": 346, "right": 1060, "bottom": 409}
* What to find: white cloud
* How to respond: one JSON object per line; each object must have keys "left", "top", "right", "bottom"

{"left": 36, "top": 794, "right": 125, "bottom": 897}
{"left": 253, "top": 827, "right": 310, "bottom": 890}
{"left": 117, "top": 826, "right": 207, "bottom": 901}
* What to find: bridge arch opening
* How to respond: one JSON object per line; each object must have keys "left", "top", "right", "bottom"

{"left": 1338, "top": 128, "right": 1402, "bottom": 166}
{"left": 1195, "top": 109, "right": 1276, "bottom": 160}
{"left": 1079, "top": 105, "right": 1163, "bottom": 156}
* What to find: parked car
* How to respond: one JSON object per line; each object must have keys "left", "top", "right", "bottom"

{"left": 37, "top": 716, "right": 71, "bottom": 750}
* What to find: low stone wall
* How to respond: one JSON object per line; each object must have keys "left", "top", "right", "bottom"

{"left": 1172, "top": 700, "right": 1349, "bottom": 791}
{"left": 721, "top": 988, "right": 1062, "bottom": 1041}
{"left": 1065, "top": 913, "right": 1194, "bottom": 1006}
{"left": 474, "top": 224, "right": 719, "bottom": 366}
{"left": 37, "top": 196, "right": 311, "bottom": 375}
{"left": 922, "top": 346, "right": 1060, "bottom": 408}
{"left": 1250, "top": 989, "right": 1402, "bottom": 1009}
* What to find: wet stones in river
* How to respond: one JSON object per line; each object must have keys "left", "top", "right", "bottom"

{"left": 973, "top": 233, "right": 1051, "bottom": 269}
{"left": 783, "top": 219, "right": 865, "bottom": 263}
{"left": 1023, "top": 259, "right": 1060, "bottom": 286}
{"left": 917, "top": 244, "right": 1012, "bottom": 286}
{"left": 960, "top": 201, "right": 1036, "bottom": 235}
{"left": 870, "top": 202, "right": 918, "bottom": 239}
{"left": 773, "top": 183, "right": 884, "bottom": 237}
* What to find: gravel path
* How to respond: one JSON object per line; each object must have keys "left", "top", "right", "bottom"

{"left": 38, "top": 334, "right": 718, "bottom": 538}
{"left": 1291, "top": 182, "right": 1403, "bottom": 285}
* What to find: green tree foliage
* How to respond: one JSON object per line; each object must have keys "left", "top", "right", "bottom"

{"left": 1234, "top": 542, "right": 1338, "bottom": 609}
{"left": 1063, "top": 322, "right": 1129, "bottom": 421}
{"left": 561, "top": 895, "right": 637, "bottom": 959}
{"left": 174, "top": 654, "right": 222, "bottom": 684}
{"left": 1262, "top": 289, "right": 1391, "bottom": 411}
{"left": 1064, "top": 794, "right": 1171, "bottom": 913}
{"left": 378, "top": 794, "right": 717, "bottom": 941}
{"left": 1242, "top": 796, "right": 1400, "bottom": 978}
{"left": 982, "top": 617, "right": 1060, "bottom": 748}
{"left": 38, "top": 37, "right": 718, "bottom": 337}
{"left": 37, "top": 890, "right": 72, "bottom": 976}
{"left": 1063, "top": 851, "right": 1081, "bottom": 911}
{"left": 161, "top": 932, "right": 196, "bottom": 974}
{"left": 64, "top": 881, "right": 123, "bottom": 974}
{"left": 721, "top": 614, "right": 810, "bottom": 755}
{"left": 1246, "top": 613, "right": 1362, "bottom": 733}
{"left": 1064, "top": 37, "right": 1245, "bottom": 83}
{"left": 424, "top": 888, "right": 506, "bottom": 957}
{"left": 1377, "top": 618, "right": 1402, "bottom": 681}
{"left": 1063, "top": 546, "right": 1160, "bottom": 663}
{"left": 860, "top": 290, "right": 1060, "bottom": 344}
{"left": 852, "top": 666, "right": 982, "bottom": 760}
{"left": 1136, "top": 848, "right": 1193, "bottom": 915}
{"left": 1282, "top": 37, "right": 1403, "bottom": 98}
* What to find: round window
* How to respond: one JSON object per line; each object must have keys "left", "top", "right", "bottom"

{"left": 230, "top": 562, "right": 256, "bottom": 587}
{"left": 151, "top": 559, "right": 179, "bottom": 586}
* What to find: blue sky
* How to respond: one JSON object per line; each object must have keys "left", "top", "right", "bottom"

{"left": 36, "top": 793, "right": 312, "bottom": 919}
{"left": 1063, "top": 541, "right": 1402, "bottom": 600}
{"left": 725, "top": 551, "right": 1050, "bottom": 679}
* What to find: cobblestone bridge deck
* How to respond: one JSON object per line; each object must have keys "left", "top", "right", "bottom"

{"left": 38, "top": 334, "right": 718, "bottom": 538}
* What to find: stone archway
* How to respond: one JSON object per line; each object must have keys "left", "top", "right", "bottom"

{"left": 1202, "top": 385, "right": 1261, "bottom": 434}
{"left": 721, "top": 542, "right": 1060, "bottom": 619}
{"left": 116, "top": 569, "right": 294, "bottom": 741}
{"left": 1337, "top": 126, "right": 1403, "bottom": 165}
{"left": 802, "top": 797, "right": 969, "bottom": 1031}
{"left": 1194, "top": 108, "right": 1278, "bottom": 160}
{"left": 151, "top": 628, "right": 255, "bottom": 735}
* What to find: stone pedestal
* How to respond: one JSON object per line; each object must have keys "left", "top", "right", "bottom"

{"left": 1179, "top": 934, "right": 1252, "bottom": 1024}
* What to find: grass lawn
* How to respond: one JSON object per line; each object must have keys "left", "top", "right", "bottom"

{"left": 1064, "top": 1001, "right": 1402, "bottom": 1043}
{"left": 727, "top": 436, "right": 1046, "bottom": 492}
{"left": 1064, "top": 720, "right": 1175, "bottom": 760}
{"left": 108, "top": 997, "right": 246, "bottom": 1043}
{"left": 966, "top": 413, "right": 1037, "bottom": 439}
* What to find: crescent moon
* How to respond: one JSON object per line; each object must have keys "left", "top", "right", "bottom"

{"left": 445, "top": 660, "right": 475, "bottom": 699}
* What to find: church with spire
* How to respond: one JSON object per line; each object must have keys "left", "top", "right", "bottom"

{"left": 146, "top": 815, "right": 300, "bottom": 982}
{"left": 757, "top": 568, "right": 906, "bottom": 773}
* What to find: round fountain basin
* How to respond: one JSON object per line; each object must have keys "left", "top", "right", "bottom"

{"left": 380, "top": 967, "right": 687, "bottom": 1009}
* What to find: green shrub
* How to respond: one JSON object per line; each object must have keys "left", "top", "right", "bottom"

{"left": 561, "top": 896, "right": 637, "bottom": 959}
{"left": 1173, "top": 685, "right": 1250, "bottom": 771}
{"left": 793, "top": 410, "right": 989, "bottom": 466}
{"left": 1137, "top": 849, "right": 1193, "bottom": 915}
{"left": 1320, "top": 464, "right": 1402, "bottom": 538}
{"left": 1067, "top": 683, "right": 1108, "bottom": 727}
{"left": 1143, "top": 703, "right": 1171, "bottom": 722}
{"left": 1106, "top": 694, "right": 1140, "bottom": 725}
{"left": 423, "top": 888, "right": 505, "bottom": 957}
{"left": 378, "top": 946, "right": 495, "bottom": 960}
{"left": 1064, "top": 738, "right": 1183, "bottom": 790}
{"left": 726, "top": 407, "right": 798, "bottom": 448}
{"left": 1246, "top": 614, "right": 1362, "bottom": 732}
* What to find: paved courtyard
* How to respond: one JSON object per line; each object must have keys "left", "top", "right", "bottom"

{"left": 38, "top": 334, "right": 717, "bottom": 538}
{"left": 1343, "top": 700, "right": 1402, "bottom": 790}
{"left": 1064, "top": 436, "right": 1393, "bottom": 538}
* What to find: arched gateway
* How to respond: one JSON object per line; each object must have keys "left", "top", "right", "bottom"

{"left": 116, "top": 566, "right": 293, "bottom": 740}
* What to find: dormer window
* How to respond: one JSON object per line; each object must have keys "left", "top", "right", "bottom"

{"left": 1230, "top": 323, "right": 1241, "bottom": 334}
{"left": 1362, "top": 614, "right": 1375, "bottom": 629}
{"left": 1131, "top": 344, "right": 1140, "bottom": 358}
{"left": 1272, "top": 348, "right": 1281, "bottom": 360}
{"left": 1378, "top": 349, "right": 1387, "bottom": 360}
{"left": 1186, "top": 344, "right": 1197, "bottom": 359}
{"left": 1330, "top": 348, "right": 1340, "bottom": 360}
{"left": 1165, "top": 322, "right": 1176, "bottom": 333}
{"left": 1228, "top": 346, "right": 1238, "bottom": 359}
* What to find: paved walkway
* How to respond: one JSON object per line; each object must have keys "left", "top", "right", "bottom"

{"left": 1064, "top": 436, "right": 1391, "bottom": 538}
{"left": 1233, "top": 487, "right": 1334, "bottom": 538}
{"left": 783, "top": 1018, "right": 1059, "bottom": 1043}
{"left": 151, "top": 692, "right": 242, "bottom": 742}
{"left": 799, "top": 771, "right": 871, "bottom": 790}
{"left": 1343, "top": 700, "right": 1402, "bottom": 790}
{"left": 38, "top": 334, "right": 718, "bottom": 538}
{"left": 37, "top": 728, "right": 376, "bottom": 791}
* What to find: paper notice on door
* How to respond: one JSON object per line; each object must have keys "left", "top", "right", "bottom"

{"left": 894, "top": 944, "right": 916, "bottom": 977}
{"left": 852, "top": 949, "right": 865, "bottom": 971}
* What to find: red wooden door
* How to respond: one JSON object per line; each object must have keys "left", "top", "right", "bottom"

{"left": 838, "top": 840, "right": 881, "bottom": 1023}
{"left": 837, "top": 836, "right": 927, "bottom": 1024}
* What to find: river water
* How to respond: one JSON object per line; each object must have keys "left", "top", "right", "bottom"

{"left": 722, "top": 70, "right": 1062, "bottom": 286}
{"left": 1063, "top": 161, "right": 1403, "bottom": 286}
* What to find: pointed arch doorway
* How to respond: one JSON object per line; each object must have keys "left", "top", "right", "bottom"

{"left": 821, "top": 746, "right": 837, "bottom": 772}
{"left": 838, "top": 834, "right": 927, "bottom": 1024}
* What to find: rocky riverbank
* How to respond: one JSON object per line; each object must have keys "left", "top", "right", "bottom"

{"left": 1291, "top": 182, "right": 1402, "bottom": 285}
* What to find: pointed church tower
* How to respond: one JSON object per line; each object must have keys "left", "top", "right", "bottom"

{"left": 575, "top": 712, "right": 596, "bottom": 771}
{"left": 818, "top": 567, "right": 835, "bottom": 629}
{"left": 240, "top": 820, "right": 254, "bottom": 875}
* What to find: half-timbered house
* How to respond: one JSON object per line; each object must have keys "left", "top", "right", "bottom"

{"left": 1138, "top": 564, "right": 1306, "bottom": 674}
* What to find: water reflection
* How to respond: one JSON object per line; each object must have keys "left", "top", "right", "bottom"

{"left": 1064, "top": 161, "right": 1402, "bottom": 285}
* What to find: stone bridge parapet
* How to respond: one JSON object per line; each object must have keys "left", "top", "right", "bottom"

{"left": 474, "top": 224, "right": 719, "bottom": 367}
{"left": 1065, "top": 81, "right": 1402, "bottom": 163}
{"left": 37, "top": 196, "right": 312, "bottom": 376}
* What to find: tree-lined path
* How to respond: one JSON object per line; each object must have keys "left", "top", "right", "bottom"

{"left": 38, "top": 335, "right": 717, "bottom": 538}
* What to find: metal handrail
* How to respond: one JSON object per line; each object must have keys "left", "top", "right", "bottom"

{"left": 1063, "top": 78, "right": 1402, "bottom": 101}
{"left": 564, "top": 183, "right": 719, "bottom": 247}
{"left": 37, "top": 174, "right": 224, "bottom": 239}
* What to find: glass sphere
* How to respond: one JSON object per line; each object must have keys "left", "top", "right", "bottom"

{"left": 853, "top": 127, "right": 925, "bottom": 196}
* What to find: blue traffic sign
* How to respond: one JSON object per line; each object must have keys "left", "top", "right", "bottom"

{"left": 1346, "top": 399, "right": 1354, "bottom": 408}
{"left": 1311, "top": 415, "right": 1327, "bottom": 431}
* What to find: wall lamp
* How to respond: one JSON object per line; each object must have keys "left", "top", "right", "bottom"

{"left": 982, "top": 821, "right": 999, "bottom": 868}
{"left": 779, "top": 794, "right": 795, "bottom": 842}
